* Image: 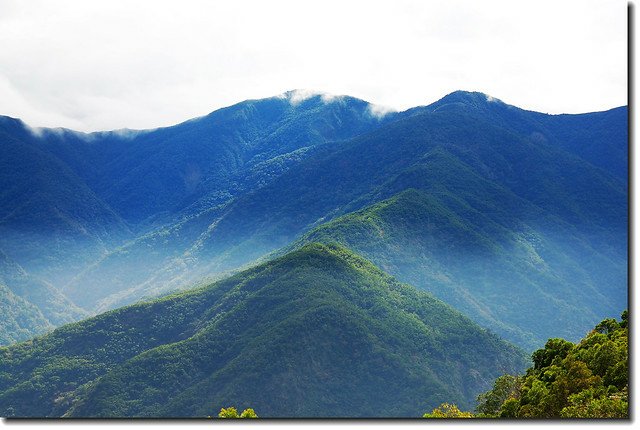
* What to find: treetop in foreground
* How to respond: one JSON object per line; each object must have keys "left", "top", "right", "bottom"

{"left": 425, "top": 312, "right": 628, "bottom": 419}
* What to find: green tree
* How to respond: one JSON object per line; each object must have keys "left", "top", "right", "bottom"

{"left": 217, "top": 406, "right": 259, "bottom": 418}
{"left": 240, "top": 408, "right": 258, "bottom": 418}
{"left": 499, "top": 398, "right": 520, "bottom": 417}
{"left": 531, "top": 338, "right": 573, "bottom": 370}
{"left": 620, "top": 310, "right": 628, "bottom": 329}
{"left": 476, "top": 374, "right": 521, "bottom": 416}
{"left": 218, "top": 407, "right": 239, "bottom": 418}
{"left": 473, "top": 311, "right": 628, "bottom": 419}
{"left": 595, "top": 318, "right": 619, "bottom": 335}
{"left": 423, "top": 403, "right": 474, "bottom": 418}
{"left": 560, "top": 387, "right": 628, "bottom": 418}
{"left": 545, "top": 356, "right": 601, "bottom": 415}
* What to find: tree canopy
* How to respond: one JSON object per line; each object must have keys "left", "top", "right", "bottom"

{"left": 476, "top": 312, "right": 628, "bottom": 418}
{"left": 423, "top": 403, "right": 473, "bottom": 418}
{"left": 424, "top": 312, "right": 628, "bottom": 419}
{"left": 216, "top": 406, "right": 258, "bottom": 418}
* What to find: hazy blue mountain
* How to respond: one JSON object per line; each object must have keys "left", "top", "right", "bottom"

{"left": 0, "top": 90, "right": 627, "bottom": 351}
{"left": 0, "top": 284, "right": 51, "bottom": 345}
{"left": 0, "top": 249, "right": 86, "bottom": 345}
{"left": 5, "top": 91, "right": 393, "bottom": 227}
{"left": 1, "top": 90, "right": 392, "bottom": 312}
{"left": 414, "top": 91, "right": 628, "bottom": 181}
{"left": 286, "top": 188, "right": 625, "bottom": 350}
{"left": 98, "top": 93, "right": 626, "bottom": 331}
{"left": 0, "top": 244, "right": 527, "bottom": 417}
{"left": 0, "top": 122, "right": 131, "bottom": 289}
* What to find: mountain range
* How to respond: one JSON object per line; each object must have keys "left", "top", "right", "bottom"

{"left": 0, "top": 89, "right": 627, "bottom": 417}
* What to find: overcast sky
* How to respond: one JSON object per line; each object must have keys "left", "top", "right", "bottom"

{"left": 0, "top": 0, "right": 628, "bottom": 131}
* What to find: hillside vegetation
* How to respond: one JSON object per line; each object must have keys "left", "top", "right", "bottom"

{"left": 0, "top": 249, "right": 86, "bottom": 344}
{"left": 0, "top": 90, "right": 626, "bottom": 368}
{"left": 111, "top": 93, "right": 624, "bottom": 348}
{"left": 0, "top": 244, "right": 527, "bottom": 417}
{"left": 477, "top": 312, "right": 628, "bottom": 418}
{"left": 289, "top": 187, "right": 624, "bottom": 350}
{"left": 424, "top": 312, "right": 628, "bottom": 419}
{"left": 0, "top": 284, "right": 51, "bottom": 345}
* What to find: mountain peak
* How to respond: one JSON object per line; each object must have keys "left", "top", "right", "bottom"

{"left": 0, "top": 238, "right": 527, "bottom": 417}
{"left": 438, "top": 90, "right": 505, "bottom": 106}
{"left": 417, "top": 90, "right": 511, "bottom": 116}
{"left": 268, "top": 89, "right": 396, "bottom": 119}
{"left": 275, "top": 89, "right": 369, "bottom": 108}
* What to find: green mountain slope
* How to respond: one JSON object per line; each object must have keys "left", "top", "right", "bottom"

{"left": 288, "top": 187, "right": 624, "bottom": 350}
{"left": 0, "top": 91, "right": 627, "bottom": 350}
{"left": 177, "top": 100, "right": 625, "bottom": 286}
{"left": 0, "top": 284, "right": 52, "bottom": 345}
{"left": 0, "top": 127, "right": 131, "bottom": 289}
{"left": 0, "top": 249, "right": 86, "bottom": 345}
{"left": 87, "top": 97, "right": 625, "bottom": 348}
{"left": 0, "top": 244, "right": 527, "bottom": 418}
{"left": 0, "top": 92, "right": 391, "bottom": 322}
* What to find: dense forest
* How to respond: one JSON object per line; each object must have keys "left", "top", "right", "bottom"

{"left": 0, "top": 244, "right": 527, "bottom": 417}
{"left": 424, "top": 312, "right": 628, "bottom": 418}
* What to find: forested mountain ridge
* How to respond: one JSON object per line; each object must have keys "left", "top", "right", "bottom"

{"left": 0, "top": 284, "right": 51, "bottom": 345}
{"left": 0, "top": 249, "right": 86, "bottom": 343}
{"left": 418, "top": 91, "right": 627, "bottom": 181}
{"left": 0, "top": 244, "right": 528, "bottom": 417}
{"left": 1, "top": 91, "right": 393, "bottom": 227}
{"left": 0, "top": 91, "right": 394, "bottom": 324}
{"left": 79, "top": 93, "right": 625, "bottom": 348}
{"left": 286, "top": 187, "right": 624, "bottom": 350}
{"left": 0, "top": 90, "right": 627, "bottom": 352}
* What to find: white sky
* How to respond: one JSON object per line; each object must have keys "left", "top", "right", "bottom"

{"left": 0, "top": 0, "right": 628, "bottom": 131}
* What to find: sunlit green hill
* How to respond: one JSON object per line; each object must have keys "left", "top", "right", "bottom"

{"left": 0, "top": 244, "right": 526, "bottom": 417}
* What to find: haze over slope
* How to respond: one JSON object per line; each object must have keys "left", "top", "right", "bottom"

{"left": 65, "top": 92, "right": 625, "bottom": 349}
{"left": 0, "top": 249, "right": 86, "bottom": 344}
{"left": 288, "top": 188, "right": 624, "bottom": 350}
{"left": 0, "top": 91, "right": 393, "bottom": 335}
{"left": 0, "top": 244, "right": 527, "bottom": 417}
{"left": 0, "top": 90, "right": 627, "bottom": 351}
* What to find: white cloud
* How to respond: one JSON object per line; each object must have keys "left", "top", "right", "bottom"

{"left": 367, "top": 104, "right": 397, "bottom": 119}
{"left": 0, "top": 0, "right": 628, "bottom": 131}
{"left": 281, "top": 89, "right": 323, "bottom": 105}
